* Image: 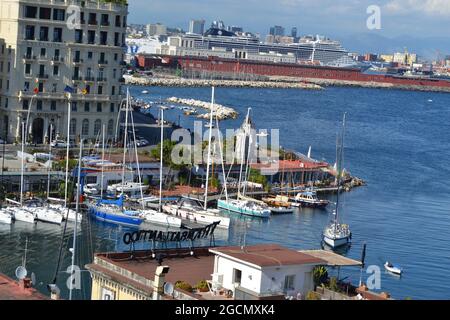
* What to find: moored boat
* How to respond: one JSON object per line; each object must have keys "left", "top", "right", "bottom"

{"left": 384, "top": 262, "right": 402, "bottom": 275}
{"left": 218, "top": 199, "right": 271, "bottom": 218}
{"left": 292, "top": 189, "right": 329, "bottom": 208}
{"left": 0, "top": 209, "right": 13, "bottom": 224}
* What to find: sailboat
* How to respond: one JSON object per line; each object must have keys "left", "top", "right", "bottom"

{"left": 162, "top": 87, "right": 230, "bottom": 228}
{"left": 322, "top": 113, "right": 352, "bottom": 249}
{"left": 217, "top": 108, "right": 271, "bottom": 218}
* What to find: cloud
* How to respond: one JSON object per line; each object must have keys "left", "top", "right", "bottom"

{"left": 385, "top": 0, "right": 450, "bottom": 16}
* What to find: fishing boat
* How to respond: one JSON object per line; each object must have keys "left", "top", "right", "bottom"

{"left": 322, "top": 114, "right": 352, "bottom": 249}
{"left": 0, "top": 209, "right": 13, "bottom": 224}
{"left": 292, "top": 189, "right": 329, "bottom": 208}
{"left": 163, "top": 197, "right": 230, "bottom": 229}
{"left": 384, "top": 262, "right": 402, "bottom": 275}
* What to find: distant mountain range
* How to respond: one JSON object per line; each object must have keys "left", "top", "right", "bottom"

{"left": 337, "top": 33, "right": 450, "bottom": 61}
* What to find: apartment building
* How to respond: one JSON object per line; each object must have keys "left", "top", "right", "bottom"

{"left": 0, "top": 0, "right": 128, "bottom": 144}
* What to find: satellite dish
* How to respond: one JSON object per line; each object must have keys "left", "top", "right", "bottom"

{"left": 163, "top": 282, "right": 174, "bottom": 296}
{"left": 31, "top": 272, "right": 36, "bottom": 286}
{"left": 15, "top": 266, "right": 27, "bottom": 280}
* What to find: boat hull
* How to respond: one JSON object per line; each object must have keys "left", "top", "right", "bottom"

{"left": 217, "top": 200, "right": 270, "bottom": 218}
{"left": 322, "top": 234, "right": 351, "bottom": 248}
{"left": 89, "top": 206, "right": 143, "bottom": 227}
{"left": 35, "top": 208, "right": 63, "bottom": 225}
{"left": 142, "top": 209, "right": 182, "bottom": 228}
{"left": 0, "top": 211, "right": 12, "bottom": 224}
{"left": 13, "top": 208, "right": 36, "bottom": 224}
{"left": 163, "top": 205, "right": 230, "bottom": 228}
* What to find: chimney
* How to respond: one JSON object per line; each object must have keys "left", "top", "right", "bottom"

{"left": 152, "top": 265, "right": 170, "bottom": 300}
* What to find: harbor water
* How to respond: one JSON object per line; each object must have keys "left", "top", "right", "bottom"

{"left": 1, "top": 86, "right": 450, "bottom": 300}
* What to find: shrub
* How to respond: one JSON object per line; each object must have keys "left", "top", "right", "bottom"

{"left": 175, "top": 281, "right": 193, "bottom": 292}
{"left": 306, "top": 291, "right": 321, "bottom": 300}
{"left": 195, "top": 280, "right": 209, "bottom": 292}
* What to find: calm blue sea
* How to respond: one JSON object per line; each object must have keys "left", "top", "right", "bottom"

{"left": 1, "top": 86, "right": 449, "bottom": 300}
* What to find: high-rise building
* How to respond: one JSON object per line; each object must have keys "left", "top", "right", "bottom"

{"left": 189, "top": 19, "right": 205, "bottom": 35}
{"left": 291, "top": 27, "right": 298, "bottom": 39}
{"left": 269, "top": 25, "right": 285, "bottom": 37}
{"left": 146, "top": 23, "right": 167, "bottom": 36}
{"left": 0, "top": 0, "right": 128, "bottom": 144}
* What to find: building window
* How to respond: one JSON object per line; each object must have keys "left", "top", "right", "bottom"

{"left": 108, "top": 119, "right": 114, "bottom": 136}
{"left": 52, "top": 83, "right": 57, "bottom": 93}
{"left": 100, "top": 32, "right": 108, "bottom": 45}
{"left": 39, "top": 26, "right": 49, "bottom": 41}
{"left": 51, "top": 101, "right": 56, "bottom": 111}
{"left": 111, "top": 86, "right": 115, "bottom": 95}
{"left": 114, "top": 32, "right": 120, "bottom": 46}
{"left": 284, "top": 275, "right": 295, "bottom": 291}
{"left": 70, "top": 119, "right": 76, "bottom": 135}
{"left": 113, "top": 69, "right": 117, "bottom": 79}
{"left": 87, "top": 51, "right": 93, "bottom": 59}
{"left": 101, "top": 288, "right": 115, "bottom": 300}
{"left": 96, "top": 103, "right": 102, "bottom": 112}
{"left": 94, "top": 119, "right": 101, "bottom": 135}
{"left": 53, "top": 65, "right": 59, "bottom": 76}
{"left": 110, "top": 103, "right": 115, "bottom": 112}
{"left": 39, "top": 7, "right": 51, "bottom": 20}
{"left": 75, "top": 29, "right": 83, "bottom": 43}
{"left": 53, "top": 28, "right": 63, "bottom": 42}
{"left": 54, "top": 49, "right": 60, "bottom": 60}
{"left": 98, "top": 86, "right": 103, "bottom": 95}
{"left": 53, "top": 9, "right": 65, "bottom": 21}
{"left": 115, "top": 15, "right": 121, "bottom": 27}
{"left": 24, "top": 6, "right": 38, "bottom": 19}
{"left": 24, "top": 82, "right": 30, "bottom": 92}
{"left": 114, "top": 53, "right": 118, "bottom": 61}
{"left": 23, "top": 100, "right": 29, "bottom": 110}
{"left": 71, "top": 102, "right": 77, "bottom": 112}
{"left": 25, "top": 64, "right": 31, "bottom": 75}
{"left": 82, "top": 119, "right": 89, "bottom": 136}
{"left": 36, "top": 100, "right": 43, "bottom": 111}
{"left": 38, "top": 82, "right": 44, "bottom": 92}
{"left": 233, "top": 269, "right": 242, "bottom": 285}
{"left": 84, "top": 102, "right": 90, "bottom": 112}
{"left": 88, "top": 13, "right": 97, "bottom": 25}
{"left": 40, "top": 48, "right": 46, "bottom": 57}
{"left": 88, "top": 31, "right": 96, "bottom": 44}
{"left": 25, "top": 25, "right": 35, "bottom": 40}
{"left": 101, "top": 14, "right": 109, "bottom": 26}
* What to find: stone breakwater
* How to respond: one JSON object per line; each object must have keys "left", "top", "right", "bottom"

{"left": 124, "top": 76, "right": 323, "bottom": 90}
{"left": 167, "top": 97, "right": 238, "bottom": 120}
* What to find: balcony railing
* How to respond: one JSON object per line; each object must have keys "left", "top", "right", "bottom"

{"left": 84, "top": 76, "right": 95, "bottom": 82}
{"left": 97, "top": 77, "right": 107, "bottom": 82}
{"left": 98, "top": 60, "right": 108, "bottom": 65}
{"left": 37, "top": 74, "right": 49, "bottom": 79}
{"left": 23, "top": 54, "right": 37, "bottom": 60}
{"left": 73, "top": 58, "right": 84, "bottom": 63}
{"left": 52, "top": 56, "right": 64, "bottom": 63}
{"left": 88, "top": 20, "right": 98, "bottom": 26}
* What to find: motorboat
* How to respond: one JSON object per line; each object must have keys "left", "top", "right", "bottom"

{"left": 141, "top": 90, "right": 149, "bottom": 94}
{"left": 384, "top": 262, "right": 402, "bottom": 275}
{"left": 11, "top": 207, "right": 36, "bottom": 224}
{"left": 163, "top": 197, "right": 230, "bottom": 229}
{"left": 83, "top": 183, "right": 100, "bottom": 195}
{"left": 292, "top": 189, "right": 329, "bottom": 208}
{"left": 269, "top": 206, "right": 294, "bottom": 214}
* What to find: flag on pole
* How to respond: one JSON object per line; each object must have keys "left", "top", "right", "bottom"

{"left": 33, "top": 78, "right": 39, "bottom": 94}
{"left": 81, "top": 88, "right": 88, "bottom": 95}
{"left": 64, "top": 85, "right": 74, "bottom": 94}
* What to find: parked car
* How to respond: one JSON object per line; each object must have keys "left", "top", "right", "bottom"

{"left": 51, "top": 140, "right": 74, "bottom": 148}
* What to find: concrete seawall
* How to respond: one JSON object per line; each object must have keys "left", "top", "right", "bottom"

{"left": 125, "top": 76, "right": 323, "bottom": 90}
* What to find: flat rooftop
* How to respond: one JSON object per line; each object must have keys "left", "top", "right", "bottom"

{"left": 299, "top": 250, "right": 362, "bottom": 267}
{"left": 87, "top": 247, "right": 215, "bottom": 288}
{"left": 210, "top": 244, "right": 326, "bottom": 268}
{"left": 0, "top": 273, "right": 48, "bottom": 300}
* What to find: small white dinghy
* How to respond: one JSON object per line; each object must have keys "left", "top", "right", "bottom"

{"left": 141, "top": 90, "right": 149, "bottom": 94}
{"left": 384, "top": 261, "right": 402, "bottom": 275}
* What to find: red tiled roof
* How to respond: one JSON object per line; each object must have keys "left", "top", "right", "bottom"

{"left": 209, "top": 244, "right": 326, "bottom": 268}
{"left": 0, "top": 274, "right": 48, "bottom": 300}
{"left": 251, "top": 160, "right": 329, "bottom": 173}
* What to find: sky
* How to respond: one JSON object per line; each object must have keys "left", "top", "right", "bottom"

{"left": 128, "top": 0, "right": 450, "bottom": 57}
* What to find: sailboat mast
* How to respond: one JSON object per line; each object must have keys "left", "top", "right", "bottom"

{"left": 69, "top": 139, "right": 82, "bottom": 301}
{"left": 47, "top": 123, "right": 53, "bottom": 200}
{"left": 100, "top": 124, "right": 105, "bottom": 200}
{"left": 121, "top": 89, "right": 130, "bottom": 190}
{"left": 216, "top": 113, "right": 229, "bottom": 202}
{"left": 204, "top": 87, "right": 215, "bottom": 210}
{"left": 158, "top": 107, "right": 165, "bottom": 212}
{"left": 64, "top": 94, "right": 72, "bottom": 208}
{"left": 129, "top": 103, "right": 145, "bottom": 210}
{"left": 334, "top": 113, "right": 346, "bottom": 228}
{"left": 237, "top": 108, "right": 250, "bottom": 197}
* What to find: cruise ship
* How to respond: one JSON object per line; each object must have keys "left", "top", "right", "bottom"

{"left": 156, "top": 27, "right": 356, "bottom": 67}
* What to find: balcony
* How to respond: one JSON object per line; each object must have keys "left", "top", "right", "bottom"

{"left": 88, "top": 20, "right": 98, "bottom": 26}
{"left": 84, "top": 76, "right": 95, "bottom": 82}
{"left": 97, "top": 77, "right": 107, "bottom": 82}
{"left": 37, "top": 74, "right": 49, "bottom": 79}
{"left": 73, "top": 58, "right": 84, "bottom": 64}
{"left": 23, "top": 54, "right": 37, "bottom": 61}
{"left": 51, "top": 56, "right": 64, "bottom": 64}
{"left": 98, "top": 60, "right": 108, "bottom": 65}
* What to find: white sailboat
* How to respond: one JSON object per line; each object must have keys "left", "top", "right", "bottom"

{"left": 140, "top": 104, "right": 182, "bottom": 228}
{"left": 0, "top": 208, "right": 13, "bottom": 224}
{"left": 217, "top": 108, "right": 270, "bottom": 218}
{"left": 322, "top": 113, "right": 352, "bottom": 248}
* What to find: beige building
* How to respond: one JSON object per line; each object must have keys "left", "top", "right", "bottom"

{"left": 0, "top": 0, "right": 128, "bottom": 144}
{"left": 146, "top": 23, "right": 166, "bottom": 36}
